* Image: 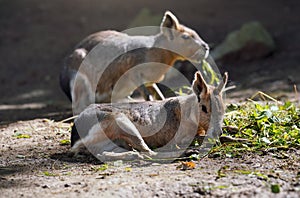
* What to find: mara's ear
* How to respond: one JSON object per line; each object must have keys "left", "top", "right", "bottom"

{"left": 192, "top": 71, "right": 209, "bottom": 98}
{"left": 215, "top": 72, "right": 228, "bottom": 94}
{"left": 160, "top": 11, "right": 180, "bottom": 40}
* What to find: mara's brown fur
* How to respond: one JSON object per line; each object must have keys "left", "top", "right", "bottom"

{"left": 60, "top": 11, "right": 210, "bottom": 114}
{"left": 71, "top": 72, "right": 228, "bottom": 161}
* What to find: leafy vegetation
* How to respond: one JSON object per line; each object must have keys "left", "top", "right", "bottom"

{"left": 212, "top": 100, "right": 300, "bottom": 157}
{"left": 201, "top": 59, "right": 220, "bottom": 85}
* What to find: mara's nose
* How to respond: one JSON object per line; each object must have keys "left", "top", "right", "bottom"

{"left": 202, "top": 43, "right": 209, "bottom": 51}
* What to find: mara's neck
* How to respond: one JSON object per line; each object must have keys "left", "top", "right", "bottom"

{"left": 147, "top": 33, "right": 184, "bottom": 66}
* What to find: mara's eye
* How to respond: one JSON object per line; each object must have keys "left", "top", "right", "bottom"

{"left": 181, "top": 34, "right": 190, "bottom": 40}
{"left": 202, "top": 105, "right": 208, "bottom": 113}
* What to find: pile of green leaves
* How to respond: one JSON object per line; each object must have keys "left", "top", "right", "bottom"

{"left": 213, "top": 100, "right": 300, "bottom": 157}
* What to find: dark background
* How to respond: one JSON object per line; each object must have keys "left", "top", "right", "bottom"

{"left": 0, "top": 0, "right": 299, "bottom": 124}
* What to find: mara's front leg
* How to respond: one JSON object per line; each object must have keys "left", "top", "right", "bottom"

{"left": 136, "top": 83, "right": 166, "bottom": 101}
{"left": 133, "top": 70, "right": 165, "bottom": 101}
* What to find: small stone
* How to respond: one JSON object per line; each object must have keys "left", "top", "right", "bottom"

{"left": 212, "top": 21, "right": 276, "bottom": 63}
{"left": 41, "top": 185, "right": 49, "bottom": 188}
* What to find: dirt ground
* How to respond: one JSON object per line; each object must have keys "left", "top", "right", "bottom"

{"left": 1, "top": 119, "right": 300, "bottom": 197}
{"left": 1, "top": 0, "right": 300, "bottom": 197}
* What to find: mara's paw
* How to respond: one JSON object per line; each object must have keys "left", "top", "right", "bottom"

{"left": 148, "top": 150, "right": 157, "bottom": 156}
{"left": 141, "top": 150, "right": 157, "bottom": 159}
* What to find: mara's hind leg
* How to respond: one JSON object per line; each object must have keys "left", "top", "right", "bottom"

{"left": 70, "top": 127, "right": 143, "bottom": 161}
{"left": 114, "top": 114, "right": 156, "bottom": 156}
{"left": 70, "top": 123, "right": 110, "bottom": 156}
{"left": 70, "top": 72, "right": 93, "bottom": 114}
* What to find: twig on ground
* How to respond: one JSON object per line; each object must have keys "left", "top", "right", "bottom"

{"left": 250, "top": 91, "right": 282, "bottom": 104}
{"left": 59, "top": 115, "right": 78, "bottom": 123}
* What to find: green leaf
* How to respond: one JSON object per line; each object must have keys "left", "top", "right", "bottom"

{"left": 43, "top": 171, "right": 58, "bottom": 177}
{"left": 124, "top": 167, "right": 132, "bottom": 172}
{"left": 13, "top": 133, "right": 31, "bottom": 139}
{"left": 271, "top": 184, "right": 280, "bottom": 193}
{"left": 60, "top": 139, "right": 71, "bottom": 145}
{"left": 91, "top": 164, "right": 108, "bottom": 172}
{"left": 234, "top": 170, "right": 252, "bottom": 175}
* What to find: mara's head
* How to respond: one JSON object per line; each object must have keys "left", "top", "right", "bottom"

{"left": 192, "top": 71, "right": 228, "bottom": 135}
{"left": 158, "top": 11, "right": 209, "bottom": 63}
